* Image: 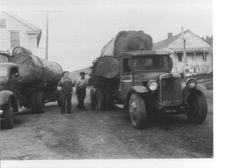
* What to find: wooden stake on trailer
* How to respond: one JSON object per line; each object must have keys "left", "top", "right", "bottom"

{"left": 182, "top": 27, "right": 187, "bottom": 71}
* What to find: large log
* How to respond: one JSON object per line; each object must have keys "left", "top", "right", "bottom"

{"left": 95, "top": 56, "right": 120, "bottom": 79}
{"left": 11, "top": 47, "right": 63, "bottom": 84}
{"left": 93, "top": 31, "right": 153, "bottom": 80}
{"left": 100, "top": 31, "right": 153, "bottom": 57}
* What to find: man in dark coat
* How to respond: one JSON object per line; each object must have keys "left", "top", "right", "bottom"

{"left": 59, "top": 71, "right": 74, "bottom": 114}
{"left": 76, "top": 72, "right": 88, "bottom": 110}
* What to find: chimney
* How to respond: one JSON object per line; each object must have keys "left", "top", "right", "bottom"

{"left": 168, "top": 32, "right": 173, "bottom": 39}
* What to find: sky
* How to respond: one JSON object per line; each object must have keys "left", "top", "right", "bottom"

{"left": 0, "top": 0, "right": 212, "bottom": 71}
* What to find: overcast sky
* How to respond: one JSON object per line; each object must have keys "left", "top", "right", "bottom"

{"left": 1, "top": 0, "right": 212, "bottom": 71}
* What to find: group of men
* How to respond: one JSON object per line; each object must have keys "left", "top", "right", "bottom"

{"left": 58, "top": 71, "right": 88, "bottom": 114}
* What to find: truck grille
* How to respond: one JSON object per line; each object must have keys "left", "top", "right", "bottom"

{"left": 161, "top": 77, "right": 182, "bottom": 103}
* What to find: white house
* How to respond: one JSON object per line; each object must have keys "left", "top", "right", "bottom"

{"left": 153, "top": 30, "right": 213, "bottom": 74}
{"left": 0, "top": 12, "right": 42, "bottom": 55}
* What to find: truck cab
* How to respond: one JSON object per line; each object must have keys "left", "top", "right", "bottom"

{"left": 0, "top": 63, "right": 20, "bottom": 129}
{"left": 90, "top": 50, "right": 207, "bottom": 129}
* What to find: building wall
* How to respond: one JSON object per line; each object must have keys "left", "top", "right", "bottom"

{"left": 171, "top": 51, "right": 213, "bottom": 74}
{"left": 157, "top": 31, "right": 213, "bottom": 74}
{"left": 0, "top": 13, "right": 39, "bottom": 55}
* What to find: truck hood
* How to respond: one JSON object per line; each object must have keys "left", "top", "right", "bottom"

{"left": 134, "top": 72, "right": 164, "bottom": 81}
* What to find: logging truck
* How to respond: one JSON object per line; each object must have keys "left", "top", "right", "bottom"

{"left": 89, "top": 31, "right": 208, "bottom": 129}
{"left": 0, "top": 47, "right": 63, "bottom": 129}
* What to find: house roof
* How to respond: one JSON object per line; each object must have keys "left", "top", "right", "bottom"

{"left": 121, "top": 49, "right": 173, "bottom": 57}
{"left": 2, "top": 12, "right": 42, "bottom": 47}
{"left": 153, "top": 30, "right": 212, "bottom": 52}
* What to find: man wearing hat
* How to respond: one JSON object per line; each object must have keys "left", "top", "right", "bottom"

{"left": 76, "top": 71, "right": 88, "bottom": 110}
{"left": 58, "top": 71, "right": 74, "bottom": 114}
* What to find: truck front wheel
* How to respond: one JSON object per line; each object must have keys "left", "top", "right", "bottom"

{"left": 31, "top": 91, "right": 45, "bottom": 113}
{"left": 129, "top": 93, "right": 147, "bottom": 129}
{"left": 1, "top": 101, "right": 14, "bottom": 129}
{"left": 186, "top": 91, "right": 208, "bottom": 124}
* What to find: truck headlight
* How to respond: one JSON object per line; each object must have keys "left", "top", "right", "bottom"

{"left": 147, "top": 80, "right": 158, "bottom": 91}
{"left": 186, "top": 78, "right": 197, "bottom": 88}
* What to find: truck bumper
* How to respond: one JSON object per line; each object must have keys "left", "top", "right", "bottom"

{"left": 156, "top": 102, "right": 186, "bottom": 114}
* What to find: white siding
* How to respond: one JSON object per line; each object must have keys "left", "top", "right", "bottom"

{"left": 0, "top": 29, "right": 11, "bottom": 50}
{"left": 155, "top": 30, "right": 213, "bottom": 74}
{"left": 171, "top": 52, "right": 213, "bottom": 74}
{"left": 0, "top": 12, "right": 39, "bottom": 54}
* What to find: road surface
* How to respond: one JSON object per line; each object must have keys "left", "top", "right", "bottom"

{"left": 0, "top": 89, "right": 213, "bottom": 159}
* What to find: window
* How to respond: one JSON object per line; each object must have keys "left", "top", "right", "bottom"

{"left": 134, "top": 56, "right": 169, "bottom": 71}
{"left": 123, "top": 58, "right": 131, "bottom": 73}
{"left": 177, "top": 53, "right": 183, "bottom": 62}
{"left": 203, "top": 52, "right": 208, "bottom": 62}
{"left": 10, "top": 32, "right": 20, "bottom": 48}
{"left": 0, "top": 18, "right": 6, "bottom": 28}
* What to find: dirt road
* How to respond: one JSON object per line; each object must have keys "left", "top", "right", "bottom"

{"left": 0, "top": 89, "right": 213, "bottom": 159}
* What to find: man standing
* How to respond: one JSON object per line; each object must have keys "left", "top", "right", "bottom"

{"left": 76, "top": 72, "right": 88, "bottom": 110}
{"left": 59, "top": 71, "right": 74, "bottom": 114}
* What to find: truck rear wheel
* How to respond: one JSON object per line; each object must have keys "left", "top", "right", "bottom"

{"left": 186, "top": 91, "right": 208, "bottom": 124}
{"left": 95, "top": 89, "right": 105, "bottom": 110}
{"left": 1, "top": 101, "right": 14, "bottom": 129}
{"left": 31, "top": 91, "right": 45, "bottom": 113}
{"left": 129, "top": 93, "right": 147, "bottom": 129}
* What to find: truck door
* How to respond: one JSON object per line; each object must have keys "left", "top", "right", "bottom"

{"left": 120, "top": 57, "right": 133, "bottom": 101}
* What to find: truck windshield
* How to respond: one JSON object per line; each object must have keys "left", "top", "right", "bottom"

{"left": 0, "top": 67, "right": 8, "bottom": 77}
{"left": 133, "top": 56, "right": 170, "bottom": 71}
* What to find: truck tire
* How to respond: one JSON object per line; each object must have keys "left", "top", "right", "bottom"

{"left": 1, "top": 101, "right": 14, "bottom": 129}
{"left": 144, "top": 95, "right": 158, "bottom": 121}
{"left": 186, "top": 91, "right": 208, "bottom": 124}
{"left": 31, "top": 91, "right": 45, "bottom": 113}
{"left": 129, "top": 93, "right": 147, "bottom": 129}
{"left": 95, "top": 89, "right": 105, "bottom": 110}
{"left": 90, "top": 89, "right": 96, "bottom": 110}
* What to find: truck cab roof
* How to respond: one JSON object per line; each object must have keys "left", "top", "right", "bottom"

{"left": 120, "top": 49, "right": 174, "bottom": 57}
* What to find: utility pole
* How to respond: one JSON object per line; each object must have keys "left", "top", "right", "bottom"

{"left": 45, "top": 12, "right": 49, "bottom": 60}
{"left": 36, "top": 10, "right": 61, "bottom": 60}
{"left": 181, "top": 26, "right": 187, "bottom": 65}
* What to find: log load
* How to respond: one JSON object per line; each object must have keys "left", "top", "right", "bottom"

{"left": 100, "top": 30, "right": 153, "bottom": 57}
{"left": 11, "top": 47, "right": 63, "bottom": 84}
{"left": 91, "top": 31, "right": 153, "bottom": 81}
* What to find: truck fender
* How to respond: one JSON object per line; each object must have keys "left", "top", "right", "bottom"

{"left": 183, "top": 84, "right": 206, "bottom": 103}
{"left": 124, "top": 86, "right": 149, "bottom": 109}
{"left": 0, "top": 90, "right": 18, "bottom": 112}
{"left": 131, "top": 86, "right": 149, "bottom": 93}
